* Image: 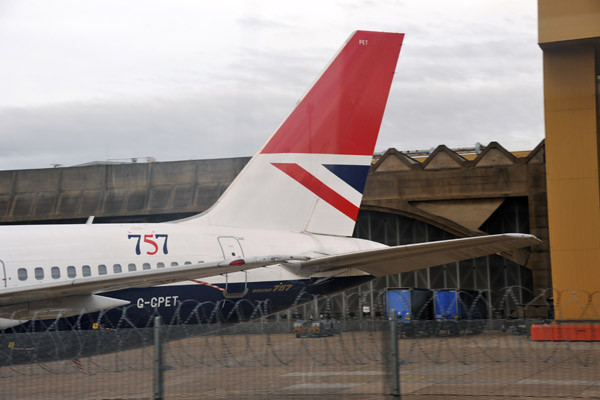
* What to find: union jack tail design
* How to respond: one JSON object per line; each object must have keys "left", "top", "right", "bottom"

{"left": 191, "top": 31, "right": 404, "bottom": 236}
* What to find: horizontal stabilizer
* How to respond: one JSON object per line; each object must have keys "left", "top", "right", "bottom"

{"left": 293, "top": 234, "right": 541, "bottom": 277}
{"left": 0, "top": 317, "right": 27, "bottom": 330}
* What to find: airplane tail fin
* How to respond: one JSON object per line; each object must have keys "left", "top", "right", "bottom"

{"left": 186, "top": 31, "right": 404, "bottom": 236}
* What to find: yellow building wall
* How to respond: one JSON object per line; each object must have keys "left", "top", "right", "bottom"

{"left": 543, "top": 43, "right": 600, "bottom": 319}
{"left": 539, "top": 0, "right": 600, "bottom": 44}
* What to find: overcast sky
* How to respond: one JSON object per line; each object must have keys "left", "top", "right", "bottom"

{"left": 0, "top": 0, "right": 543, "bottom": 171}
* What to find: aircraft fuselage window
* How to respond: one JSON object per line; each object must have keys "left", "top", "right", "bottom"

{"left": 171, "top": 262, "right": 178, "bottom": 267}
{"left": 82, "top": 265, "right": 91, "bottom": 277}
{"left": 128, "top": 263, "right": 137, "bottom": 272}
{"left": 143, "top": 263, "right": 151, "bottom": 270}
{"left": 34, "top": 267, "right": 44, "bottom": 280}
{"left": 67, "top": 266, "right": 76, "bottom": 278}
{"left": 17, "top": 268, "right": 27, "bottom": 281}
{"left": 98, "top": 264, "right": 107, "bottom": 275}
{"left": 51, "top": 266, "right": 60, "bottom": 279}
{"left": 184, "top": 261, "right": 192, "bottom": 265}
{"left": 113, "top": 264, "right": 122, "bottom": 274}
{"left": 157, "top": 262, "right": 165, "bottom": 269}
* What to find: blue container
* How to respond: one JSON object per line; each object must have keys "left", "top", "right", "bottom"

{"left": 433, "top": 289, "right": 487, "bottom": 320}
{"left": 384, "top": 288, "right": 433, "bottom": 322}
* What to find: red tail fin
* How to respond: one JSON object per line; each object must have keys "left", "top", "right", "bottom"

{"left": 261, "top": 31, "right": 404, "bottom": 156}
{"left": 187, "top": 31, "right": 404, "bottom": 236}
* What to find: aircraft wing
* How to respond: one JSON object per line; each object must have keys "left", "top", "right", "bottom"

{"left": 293, "top": 234, "right": 541, "bottom": 277}
{"left": 0, "top": 255, "right": 302, "bottom": 307}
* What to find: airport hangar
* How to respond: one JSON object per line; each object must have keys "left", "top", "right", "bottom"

{"left": 4, "top": 0, "right": 600, "bottom": 321}
{"left": 0, "top": 141, "right": 550, "bottom": 319}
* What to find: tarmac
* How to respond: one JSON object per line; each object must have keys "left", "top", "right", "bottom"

{"left": 0, "top": 330, "right": 597, "bottom": 399}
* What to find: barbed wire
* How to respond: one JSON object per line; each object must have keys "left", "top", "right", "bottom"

{"left": 0, "top": 285, "right": 567, "bottom": 332}
{"left": 0, "top": 287, "right": 598, "bottom": 378}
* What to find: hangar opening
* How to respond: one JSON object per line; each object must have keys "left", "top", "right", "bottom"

{"left": 352, "top": 206, "right": 533, "bottom": 318}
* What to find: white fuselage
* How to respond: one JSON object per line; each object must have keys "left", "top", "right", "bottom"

{"left": 0, "top": 222, "right": 383, "bottom": 291}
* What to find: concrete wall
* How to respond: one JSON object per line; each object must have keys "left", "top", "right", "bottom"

{"left": 0, "top": 158, "right": 249, "bottom": 223}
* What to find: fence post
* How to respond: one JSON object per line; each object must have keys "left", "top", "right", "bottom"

{"left": 390, "top": 309, "right": 401, "bottom": 398}
{"left": 154, "top": 316, "right": 164, "bottom": 400}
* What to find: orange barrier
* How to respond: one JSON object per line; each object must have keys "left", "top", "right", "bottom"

{"left": 530, "top": 323, "right": 600, "bottom": 341}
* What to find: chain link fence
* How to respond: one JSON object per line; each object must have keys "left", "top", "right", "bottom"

{"left": 0, "top": 287, "right": 598, "bottom": 399}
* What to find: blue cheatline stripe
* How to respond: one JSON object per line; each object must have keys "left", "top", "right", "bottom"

{"left": 323, "top": 164, "right": 371, "bottom": 194}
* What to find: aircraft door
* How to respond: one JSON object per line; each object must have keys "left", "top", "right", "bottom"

{"left": 0, "top": 260, "right": 5, "bottom": 287}
{"left": 217, "top": 237, "right": 244, "bottom": 260}
{"left": 217, "top": 237, "right": 248, "bottom": 298}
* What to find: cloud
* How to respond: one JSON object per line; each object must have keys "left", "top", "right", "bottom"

{"left": 0, "top": 0, "right": 544, "bottom": 171}
{"left": 0, "top": 87, "right": 296, "bottom": 170}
